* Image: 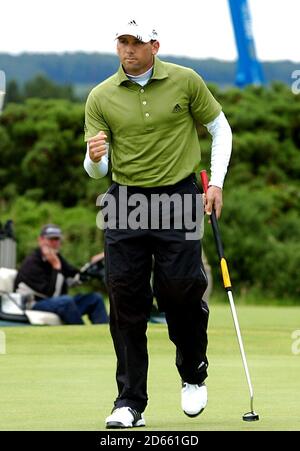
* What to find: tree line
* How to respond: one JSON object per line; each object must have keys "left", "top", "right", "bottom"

{"left": 5, "top": 75, "right": 76, "bottom": 103}
{"left": 1, "top": 52, "right": 298, "bottom": 89}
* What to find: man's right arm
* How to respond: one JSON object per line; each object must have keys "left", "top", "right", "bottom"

{"left": 83, "top": 140, "right": 109, "bottom": 179}
{"left": 84, "top": 91, "right": 110, "bottom": 179}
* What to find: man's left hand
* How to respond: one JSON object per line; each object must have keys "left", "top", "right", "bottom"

{"left": 204, "top": 185, "right": 223, "bottom": 219}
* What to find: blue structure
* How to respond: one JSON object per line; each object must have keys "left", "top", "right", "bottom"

{"left": 228, "top": 0, "right": 265, "bottom": 87}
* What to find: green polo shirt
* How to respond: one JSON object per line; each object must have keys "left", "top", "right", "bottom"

{"left": 84, "top": 57, "right": 221, "bottom": 187}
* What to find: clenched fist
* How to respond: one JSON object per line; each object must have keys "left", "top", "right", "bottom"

{"left": 88, "top": 131, "right": 108, "bottom": 163}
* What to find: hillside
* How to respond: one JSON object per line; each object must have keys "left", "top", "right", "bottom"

{"left": 0, "top": 52, "right": 298, "bottom": 88}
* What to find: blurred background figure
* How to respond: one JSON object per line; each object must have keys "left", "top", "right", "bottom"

{"left": 14, "top": 224, "right": 109, "bottom": 325}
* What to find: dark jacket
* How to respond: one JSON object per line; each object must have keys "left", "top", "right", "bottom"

{"left": 14, "top": 248, "right": 78, "bottom": 301}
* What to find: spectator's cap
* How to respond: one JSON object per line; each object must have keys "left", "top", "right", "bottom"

{"left": 115, "top": 19, "right": 158, "bottom": 43}
{"left": 40, "top": 224, "right": 62, "bottom": 239}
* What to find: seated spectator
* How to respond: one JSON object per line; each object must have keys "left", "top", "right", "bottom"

{"left": 14, "top": 224, "right": 109, "bottom": 325}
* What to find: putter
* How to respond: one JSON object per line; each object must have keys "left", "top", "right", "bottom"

{"left": 0, "top": 70, "right": 6, "bottom": 114}
{"left": 200, "top": 170, "right": 259, "bottom": 422}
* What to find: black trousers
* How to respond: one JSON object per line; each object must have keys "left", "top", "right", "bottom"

{"left": 104, "top": 175, "right": 209, "bottom": 413}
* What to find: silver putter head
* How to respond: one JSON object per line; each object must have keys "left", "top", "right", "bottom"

{"left": 243, "top": 411, "right": 260, "bottom": 422}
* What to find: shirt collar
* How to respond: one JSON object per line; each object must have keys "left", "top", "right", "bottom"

{"left": 115, "top": 57, "right": 168, "bottom": 86}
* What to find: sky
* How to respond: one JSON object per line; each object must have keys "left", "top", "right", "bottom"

{"left": 0, "top": 0, "right": 299, "bottom": 62}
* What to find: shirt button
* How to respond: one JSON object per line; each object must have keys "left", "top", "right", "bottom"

{"left": 145, "top": 113, "right": 150, "bottom": 118}
{"left": 143, "top": 101, "right": 147, "bottom": 105}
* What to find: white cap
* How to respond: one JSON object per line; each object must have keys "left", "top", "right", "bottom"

{"left": 115, "top": 19, "right": 158, "bottom": 43}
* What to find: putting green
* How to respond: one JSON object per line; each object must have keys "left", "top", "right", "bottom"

{"left": 0, "top": 304, "right": 299, "bottom": 431}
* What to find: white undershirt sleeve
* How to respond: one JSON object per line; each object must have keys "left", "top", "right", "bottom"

{"left": 204, "top": 111, "right": 232, "bottom": 189}
{"left": 83, "top": 144, "right": 109, "bottom": 179}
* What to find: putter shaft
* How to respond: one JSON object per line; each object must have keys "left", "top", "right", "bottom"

{"left": 200, "top": 170, "right": 258, "bottom": 419}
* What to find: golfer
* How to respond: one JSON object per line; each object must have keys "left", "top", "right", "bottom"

{"left": 84, "top": 19, "right": 232, "bottom": 428}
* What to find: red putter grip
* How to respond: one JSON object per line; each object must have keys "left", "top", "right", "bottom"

{"left": 200, "top": 170, "right": 209, "bottom": 194}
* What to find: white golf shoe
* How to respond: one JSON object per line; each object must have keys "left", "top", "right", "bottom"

{"left": 105, "top": 407, "right": 146, "bottom": 429}
{"left": 181, "top": 382, "right": 207, "bottom": 417}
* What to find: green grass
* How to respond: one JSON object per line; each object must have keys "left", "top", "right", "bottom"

{"left": 0, "top": 304, "right": 300, "bottom": 431}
